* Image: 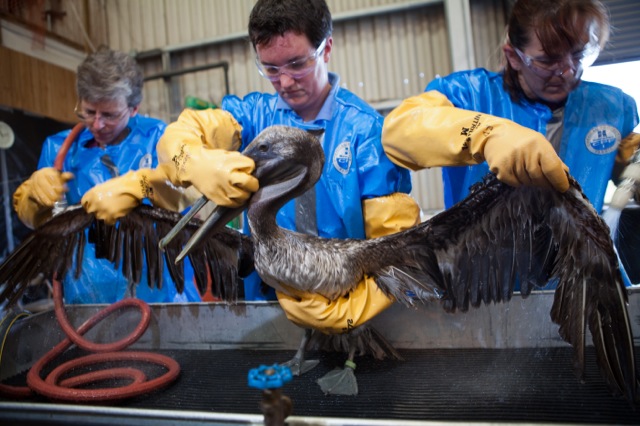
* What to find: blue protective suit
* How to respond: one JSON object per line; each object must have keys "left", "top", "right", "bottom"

{"left": 37, "top": 115, "right": 201, "bottom": 304}
{"left": 222, "top": 73, "right": 413, "bottom": 300}
{"left": 427, "top": 68, "right": 639, "bottom": 212}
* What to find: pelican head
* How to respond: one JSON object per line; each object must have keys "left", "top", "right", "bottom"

{"left": 172, "top": 125, "right": 325, "bottom": 262}
{"left": 245, "top": 125, "right": 325, "bottom": 207}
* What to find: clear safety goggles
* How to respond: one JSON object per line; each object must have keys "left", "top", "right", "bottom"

{"left": 74, "top": 103, "right": 131, "bottom": 125}
{"left": 255, "top": 39, "right": 326, "bottom": 82}
{"left": 513, "top": 45, "right": 599, "bottom": 79}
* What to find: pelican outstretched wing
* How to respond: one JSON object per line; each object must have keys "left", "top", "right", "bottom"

{"left": 0, "top": 205, "right": 254, "bottom": 307}
{"left": 377, "top": 173, "right": 636, "bottom": 403}
{"left": 150, "top": 126, "right": 637, "bottom": 403}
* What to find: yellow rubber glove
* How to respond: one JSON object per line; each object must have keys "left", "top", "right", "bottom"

{"left": 13, "top": 167, "right": 74, "bottom": 229}
{"left": 156, "top": 108, "right": 259, "bottom": 207}
{"left": 612, "top": 132, "right": 640, "bottom": 183}
{"left": 383, "top": 90, "right": 570, "bottom": 192}
{"left": 276, "top": 192, "right": 421, "bottom": 334}
{"left": 616, "top": 132, "right": 640, "bottom": 165}
{"left": 362, "top": 192, "right": 421, "bottom": 238}
{"left": 277, "top": 276, "right": 395, "bottom": 334}
{"left": 81, "top": 163, "right": 201, "bottom": 224}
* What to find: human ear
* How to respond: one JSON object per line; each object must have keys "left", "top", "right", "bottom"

{"left": 323, "top": 37, "right": 333, "bottom": 62}
{"left": 503, "top": 44, "right": 522, "bottom": 71}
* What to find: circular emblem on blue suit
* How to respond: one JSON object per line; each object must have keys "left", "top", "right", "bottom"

{"left": 139, "top": 153, "right": 153, "bottom": 169}
{"left": 333, "top": 141, "right": 352, "bottom": 175}
{"left": 585, "top": 125, "right": 620, "bottom": 155}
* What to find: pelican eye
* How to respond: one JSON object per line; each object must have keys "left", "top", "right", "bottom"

{"left": 257, "top": 142, "right": 269, "bottom": 152}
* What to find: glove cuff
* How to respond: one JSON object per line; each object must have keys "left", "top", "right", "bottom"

{"left": 118, "top": 169, "right": 156, "bottom": 200}
{"left": 616, "top": 132, "right": 640, "bottom": 164}
{"left": 363, "top": 193, "right": 421, "bottom": 238}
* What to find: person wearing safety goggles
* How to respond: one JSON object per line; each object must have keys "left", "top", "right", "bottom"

{"left": 13, "top": 47, "right": 202, "bottom": 304}
{"left": 81, "top": 0, "right": 419, "bottom": 332}
{"left": 383, "top": 0, "right": 639, "bottom": 218}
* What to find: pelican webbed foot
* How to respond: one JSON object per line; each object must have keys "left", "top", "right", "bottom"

{"left": 281, "top": 358, "right": 319, "bottom": 376}
{"left": 311, "top": 325, "right": 401, "bottom": 396}
{"left": 281, "top": 328, "right": 319, "bottom": 376}
{"left": 317, "top": 359, "right": 358, "bottom": 396}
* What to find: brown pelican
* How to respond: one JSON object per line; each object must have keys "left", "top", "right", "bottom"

{"left": 169, "top": 125, "right": 637, "bottom": 402}
{"left": 0, "top": 125, "right": 637, "bottom": 402}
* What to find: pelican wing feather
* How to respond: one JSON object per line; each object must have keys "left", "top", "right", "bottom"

{"left": 0, "top": 205, "right": 253, "bottom": 306}
{"left": 377, "top": 173, "right": 636, "bottom": 402}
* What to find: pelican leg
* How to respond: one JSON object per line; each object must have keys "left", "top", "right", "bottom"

{"left": 280, "top": 328, "right": 319, "bottom": 375}
{"left": 316, "top": 344, "right": 358, "bottom": 396}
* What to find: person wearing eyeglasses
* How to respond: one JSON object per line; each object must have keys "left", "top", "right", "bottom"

{"left": 13, "top": 46, "right": 202, "bottom": 304}
{"left": 81, "top": 0, "right": 419, "bottom": 324}
{"left": 383, "top": 0, "right": 639, "bottom": 216}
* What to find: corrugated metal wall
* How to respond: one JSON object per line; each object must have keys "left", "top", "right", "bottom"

{"left": 0, "top": 0, "right": 107, "bottom": 51}
{"left": 100, "top": 0, "right": 506, "bottom": 213}
{"left": 470, "top": 0, "right": 507, "bottom": 71}
{"left": 103, "top": 1, "right": 450, "bottom": 117}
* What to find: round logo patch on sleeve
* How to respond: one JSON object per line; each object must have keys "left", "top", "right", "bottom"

{"left": 585, "top": 125, "right": 620, "bottom": 155}
{"left": 138, "top": 153, "right": 153, "bottom": 169}
{"left": 332, "top": 141, "right": 352, "bottom": 175}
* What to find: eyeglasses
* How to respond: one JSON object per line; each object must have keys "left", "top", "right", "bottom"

{"left": 74, "top": 103, "right": 131, "bottom": 125}
{"left": 255, "top": 39, "right": 327, "bottom": 82}
{"left": 513, "top": 47, "right": 583, "bottom": 79}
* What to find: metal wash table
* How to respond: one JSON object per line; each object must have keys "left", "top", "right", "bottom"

{"left": 1, "top": 288, "right": 639, "bottom": 425}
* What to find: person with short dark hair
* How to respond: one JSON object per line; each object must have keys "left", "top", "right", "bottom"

{"left": 81, "top": 0, "right": 420, "bottom": 331}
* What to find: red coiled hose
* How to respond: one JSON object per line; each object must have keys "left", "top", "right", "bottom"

{"left": 0, "top": 122, "right": 181, "bottom": 402}
{"left": 0, "top": 279, "right": 180, "bottom": 402}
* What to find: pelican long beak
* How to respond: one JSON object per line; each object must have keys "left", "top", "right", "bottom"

{"left": 159, "top": 196, "right": 209, "bottom": 250}
{"left": 174, "top": 202, "right": 246, "bottom": 264}
{"left": 160, "top": 149, "right": 276, "bottom": 263}
{"left": 165, "top": 125, "right": 318, "bottom": 264}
